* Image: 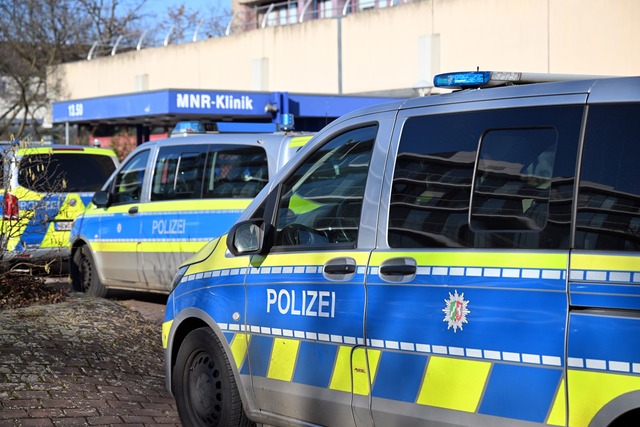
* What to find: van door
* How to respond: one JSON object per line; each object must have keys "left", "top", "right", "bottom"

{"left": 96, "top": 148, "right": 150, "bottom": 286}
{"left": 241, "top": 115, "right": 394, "bottom": 426}
{"left": 569, "top": 101, "right": 640, "bottom": 427}
{"left": 367, "top": 103, "right": 583, "bottom": 426}
{"left": 139, "top": 143, "right": 209, "bottom": 290}
{"left": 141, "top": 143, "right": 269, "bottom": 291}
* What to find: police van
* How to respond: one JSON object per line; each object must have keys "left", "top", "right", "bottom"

{"left": 162, "top": 72, "right": 640, "bottom": 427}
{"left": 0, "top": 141, "right": 118, "bottom": 270}
{"left": 68, "top": 130, "right": 314, "bottom": 296}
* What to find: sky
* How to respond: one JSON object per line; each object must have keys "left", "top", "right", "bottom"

{"left": 143, "top": 0, "right": 232, "bottom": 17}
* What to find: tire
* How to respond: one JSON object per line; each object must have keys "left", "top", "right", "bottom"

{"left": 71, "top": 245, "right": 107, "bottom": 297}
{"left": 172, "top": 327, "right": 254, "bottom": 427}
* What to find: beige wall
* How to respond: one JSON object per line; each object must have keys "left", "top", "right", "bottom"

{"left": 50, "top": 0, "right": 640, "bottom": 101}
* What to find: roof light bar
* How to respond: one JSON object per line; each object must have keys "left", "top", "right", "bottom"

{"left": 434, "top": 71, "right": 492, "bottom": 89}
{"left": 434, "top": 71, "right": 611, "bottom": 90}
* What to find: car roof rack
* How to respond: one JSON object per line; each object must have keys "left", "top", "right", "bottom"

{"left": 433, "top": 70, "right": 612, "bottom": 90}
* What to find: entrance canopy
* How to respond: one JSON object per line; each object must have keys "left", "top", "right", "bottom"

{"left": 52, "top": 89, "right": 402, "bottom": 132}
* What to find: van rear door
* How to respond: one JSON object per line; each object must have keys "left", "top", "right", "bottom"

{"left": 568, "top": 99, "right": 640, "bottom": 427}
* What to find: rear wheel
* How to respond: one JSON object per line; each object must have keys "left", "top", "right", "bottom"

{"left": 172, "top": 327, "right": 253, "bottom": 427}
{"left": 71, "top": 245, "right": 107, "bottom": 297}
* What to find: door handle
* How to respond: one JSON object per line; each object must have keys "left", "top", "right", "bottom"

{"left": 128, "top": 206, "right": 139, "bottom": 215}
{"left": 323, "top": 257, "right": 357, "bottom": 280}
{"left": 379, "top": 257, "right": 417, "bottom": 283}
{"left": 379, "top": 264, "right": 416, "bottom": 276}
{"left": 324, "top": 263, "right": 356, "bottom": 275}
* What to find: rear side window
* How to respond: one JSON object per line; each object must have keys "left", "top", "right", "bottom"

{"left": 576, "top": 103, "right": 640, "bottom": 251}
{"left": 470, "top": 128, "right": 557, "bottom": 232}
{"left": 388, "top": 106, "right": 582, "bottom": 249}
{"left": 18, "top": 152, "right": 116, "bottom": 193}
{"left": 203, "top": 146, "right": 268, "bottom": 199}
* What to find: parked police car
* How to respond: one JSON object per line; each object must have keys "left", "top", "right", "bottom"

{"left": 68, "top": 130, "right": 313, "bottom": 296}
{"left": 163, "top": 72, "right": 640, "bottom": 427}
{"left": 1, "top": 141, "right": 118, "bottom": 270}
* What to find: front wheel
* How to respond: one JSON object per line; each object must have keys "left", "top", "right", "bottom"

{"left": 70, "top": 245, "right": 107, "bottom": 297}
{"left": 172, "top": 327, "right": 253, "bottom": 427}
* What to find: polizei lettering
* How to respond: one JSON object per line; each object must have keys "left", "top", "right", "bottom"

{"left": 267, "top": 289, "right": 336, "bottom": 318}
{"left": 152, "top": 219, "right": 186, "bottom": 235}
{"left": 176, "top": 93, "right": 254, "bottom": 111}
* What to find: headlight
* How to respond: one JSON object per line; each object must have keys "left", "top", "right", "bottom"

{"left": 170, "top": 265, "right": 189, "bottom": 290}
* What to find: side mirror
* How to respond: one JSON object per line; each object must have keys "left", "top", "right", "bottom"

{"left": 227, "top": 219, "right": 266, "bottom": 256}
{"left": 92, "top": 190, "right": 110, "bottom": 208}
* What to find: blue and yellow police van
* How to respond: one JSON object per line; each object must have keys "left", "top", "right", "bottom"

{"left": 162, "top": 72, "right": 640, "bottom": 427}
{"left": 0, "top": 141, "right": 118, "bottom": 270}
{"left": 68, "top": 129, "right": 314, "bottom": 296}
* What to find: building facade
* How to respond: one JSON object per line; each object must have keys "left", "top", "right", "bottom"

{"left": 48, "top": 0, "right": 640, "bottom": 141}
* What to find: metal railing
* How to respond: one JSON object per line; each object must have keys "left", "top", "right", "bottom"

{"left": 87, "top": 0, "right": 413, "bottom": 60}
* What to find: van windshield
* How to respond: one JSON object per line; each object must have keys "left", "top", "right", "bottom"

{"left": 18, "top": 153, "right": 116, "bottom": 193}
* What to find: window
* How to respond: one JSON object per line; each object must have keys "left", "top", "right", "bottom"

{"left": 202, "top": 146, "right": 268, "bottom": 199}
{"left": 576, "top": 104, "right": 640, "bottom": 251}
{"left": 151, "top": 145, "right": 267, "bottom": 201}
{"left": 111, "top": 150, "right": 149, "bottom": 205}
{"left": 470, "top": 128, "right": 557, "bottom": 232}
{"left": 274, "top": 125, "right": 377, "bottom": 248}
{"left": 388, "top": 106, "right": 582, "bottom": 249}
{"left": 18, "top": 152, "right": 116, "bottom": 193}
{"left": 318, "top": 0, "right": 333, "bottom": 18}
{"left": 151, "top": 145, "right": 207, "bottom": 201}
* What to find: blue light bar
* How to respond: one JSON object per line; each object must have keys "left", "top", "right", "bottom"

{"left": 434, "top": 71, "right": 492, "bottom": 89}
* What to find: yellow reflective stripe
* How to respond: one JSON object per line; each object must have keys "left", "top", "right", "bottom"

{"left": 138, "top": 199, "right": 251, "bottom": 213}
{"left": 267, "top": 338, "right": 300, "bottom": 381}
{"left": 329, "top": 346, "right": 380, "bottom": 395}
{"left": 353, "top": 348, "right": 380, "bottom": 396}
{"left": 546, "top": 378, "right": 566, "bottom": 426}
{"left": 83, "top": 199, "right": 251, "bottom": 215}
{"left": 288, "top": 136, "right": 312, "bottom": 148}
{"left": 568, "top": 370, "right": 640, "bottom": 427}
{"left": 288, "top": 193, "right": 322, "bottom": 215}
{"left": 330, "top": 346, "right": 355, "bottom": 392}
{"left": 17, "top": 146, "right": 116, "bottom": 156}
{"left": 92, "top": 241, "right": 138, "bottom": 252}
{"left": 162, "top": 320, "right": 173, "bottom": 349}
{"left": 183, "top": 237, "right": 221, "bottom": 266}
{"left": 258, "top": 251, "right": 370, "bottom": 267}
{"left": 416, "top": 356, "right": 490, "bottom": 412}
{"left": 137, "top": 241, "right": 208, "bottom": 253}
{"left": 370, "top": 251, "right": 568, "bottom": 269}
{"left": 230, "top": 333, "right": 250, "bottom": 370}
{"left": 39, "top": 225, "right": 69, "bottom": 248}
{"left": 187, "top": 239, "right": 248, "bottom": 274}
{"left": 571, "top": 253, "right": 640, "bottom": 272}
{"left": 55, "top": 194, "right": 87, "bottom": 220}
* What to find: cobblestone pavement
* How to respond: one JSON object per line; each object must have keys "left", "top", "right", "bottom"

{"left": 0, "top": 295, "right": 181, "bottom": 426}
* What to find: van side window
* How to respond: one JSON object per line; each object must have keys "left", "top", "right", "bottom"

{"left": 111, "top": 149, "right": 150, "bottom": 205}
{"left": 273, "top": 125, "right": 377, "bottom": 248}
{"left": 388, "top": 106, "right": 582, "bottom": 249}
{"left": 388, "top": 113, "right": 480, "bottom": 248}
{"left": 203, "top": 146, "right": 268, "bottom": 199}
{"left": 470, "top": 128, "right": 557, "bottom": 232}
{"left": 151, "top": 145, "right": 268, "bottom": 201}
{"left": 576, "top": 103, "right": 640, "bottom": 251}
{"left": 151, "top": 145, "right": 207, "bottom": 201}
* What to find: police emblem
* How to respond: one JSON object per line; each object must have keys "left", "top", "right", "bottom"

{"left": 442, "top": 290, "right": 470, "bottom": 333}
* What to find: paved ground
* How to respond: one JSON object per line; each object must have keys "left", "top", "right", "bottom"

{"left": 0, "top": 286, "right": 181, "bottom": 426}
